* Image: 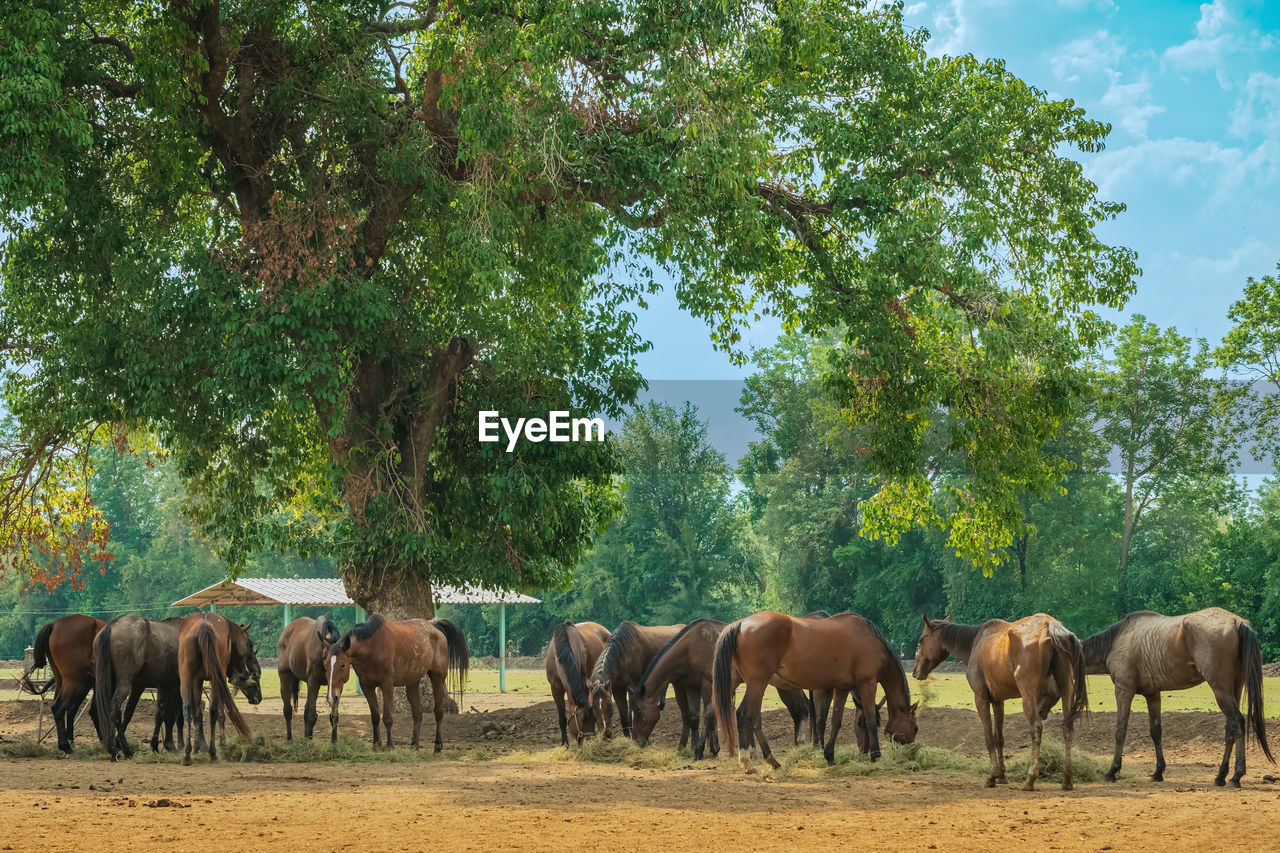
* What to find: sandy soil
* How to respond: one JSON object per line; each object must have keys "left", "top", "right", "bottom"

{"left": 3, "top": 690, "right": 1279, "bottom": 852}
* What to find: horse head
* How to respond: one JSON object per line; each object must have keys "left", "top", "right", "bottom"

{"left": 885, "top": 700, "right": 919, "bottom": 746}
{"left": 627, "top": 684, "right": 664, "bottom": 747}
{"left": 229, "top": 623, "right": 263, "bottom": 706}
{"left": 589, "top": 679, "right": 615, "bottom": 739}
{"left": 325, "top": 635, "right": 354, "bottom": 743}
{"left": 913, "top": 614, "right": 951, "bottom": 680}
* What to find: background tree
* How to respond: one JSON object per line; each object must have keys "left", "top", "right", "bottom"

{"left": 1093, "top": 317, "right": 1236, "bottom": 614}
{"left": 1, "top": 0, "right": 1137, "bottom": 611}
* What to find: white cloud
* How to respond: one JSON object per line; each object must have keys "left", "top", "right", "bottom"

{"left": 1173, "top": 238, "right": 1280, "bottom": 287}
{"left": 1100, "top": 79, "right": 1165, "bottom": 138}
{"left": 1087, "top": 136, "right": 1278, "bottom": 199}
{"left": 1162, "top": 0, "right": 1244, "bottom": 83}
{"left": 1230, "top": 72, "right": 1280, "bottom": 141}
{"left": 1051, "top": 30, "right": 1126, "bottom": 82}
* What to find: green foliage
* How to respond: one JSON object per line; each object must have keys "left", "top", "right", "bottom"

{"left": 1, "top": 0, "right": 1137, "bottom": 606}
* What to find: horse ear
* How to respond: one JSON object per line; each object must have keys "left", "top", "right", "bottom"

{"left": 240, "top": 623, "right": 250, "bottom": 631}
{"left": 921, "top": 613, "right": 930, "bottom": 627}
{"left": 910, "top": 702, "right": 919, "bottom": 713}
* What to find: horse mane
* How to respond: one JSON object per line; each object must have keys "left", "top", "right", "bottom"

{"left": 1082, "top": 610, "right": 1159, "bottom": 668}
{"left": 638, "top": 618, "right": 723, "bottom": 696}
{"left": 935, "top": 620, "right": 984, "bottom": 660}
{"left": 863, "top": 616, "right": 911, "bottom": 706}
{"left": 350, "top": 614, "right": 384, "bottom": 642}
{"left": 552, "top": 620, "right": 591, "bottom": 711}
{"left": 590, "top": 620, "right": 647, "bottom": 699}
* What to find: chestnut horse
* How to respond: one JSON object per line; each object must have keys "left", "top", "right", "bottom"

{"left": 326, "top": 614, "right": 469, "bottom": 751}
{"left": 588, "top": 621, "right": 684, "bottom": 740}
{"left": 914, "top": 613, "right": 1087, "bottom": 791}
{"left": 178, "top": 613, "right": 263, "bottom": 765}
{"left": 278, "top": 615, "right": 340, "bottom": 740}
{"left": 713, "top": 611, "right": 918, "bottom": 772}
{"left": 21, "top": 615, "right": 104, "bottom": 754}
{"left": 1083, "top": 607, "right": 1274, "bottom": 786}
{"left": 545, "top": 620, "right": 610, "bottom": 746}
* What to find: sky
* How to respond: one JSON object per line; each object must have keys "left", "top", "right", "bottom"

{"left": 630, "top": 0, "right": 1280, "bottom": 381}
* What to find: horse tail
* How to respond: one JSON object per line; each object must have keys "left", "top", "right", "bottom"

{"left": 1239, "top": 621, "right": 1274, "bottom": 764}
{"left": 197, "top": 623, "right": 251, "bottom": 741}
{"left": 20, "top": 622, "right": 56, "bottom": 694}
{"left": 552, "top": 620, "right": 592, "bottom": 726}
{"left": 712, "top": 622, "right": 741, "bottom": 756}
{"left": 432, "top": 618, "right": 470, "bottom": 699}
{"left": 93, "top": 621, "right": 117, "bottom": 752}
{"left": 1048, "top": 620, "right": 1088, "bottom": 724}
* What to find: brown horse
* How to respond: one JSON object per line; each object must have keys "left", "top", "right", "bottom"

{"left": 713, "top": 611, "right": 918, "bottom": 772}
{"left": 914, "top": 613, "right": 1087, "bottom": 791}
{"left": 278, "top": 615, "right": 340, "bottom": 740}
{"left": 588, "top": 621, "right": 684, "bottom": 740}
{"left": 21, "top": 614, "right": 104, "bottom": 755}
{"left": 93, "top": 613, "right": 186, "bottom": 759}
{"left": 629, "top": 618, "right": 814, "bottom": 759}
{"left": 178, "top": 613, "right": 263, "bottom": 765}
{"left": 545, "top": 620, "right": 610, "bottom": 746}
{"left": 325, "top": 614, "right": 469, "bottom": 751}
{"left": 1083, "top": 607, "right": 1274, "bottom": 786}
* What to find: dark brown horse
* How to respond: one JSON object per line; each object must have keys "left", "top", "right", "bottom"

{"left": 545, "top": 620, "right": 610, "bottom": 746}
{"left": 629, "top": 618, "right": 814, "bottom": 759}
{"left": 20, "top": 614, "right": 104, "bottom": 754}
{"left": 914, "top": 613, "right": 1087, "bottom": 791}
{"left": 1083, "top": 607, "right": 1274, "bottom": 786}
{"left": 93, "top": 613, "right": 186, "bottom": 759}
{"left": 278, "top": 615, "right": 340, "bottom": 740}
{"left": 713, "top": 611, "right": 918, "bottom": 772}
{"left": 326, "top": 614, "right": 469, "bottom": 751}
{"left": 588, "top": 621, "right": 684, "bottom": 740}
{"left": 178, "top": 613, "right": 263, "bottom": 765}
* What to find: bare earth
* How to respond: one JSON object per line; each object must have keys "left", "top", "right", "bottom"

{"left": 2, "top": 688, "right": 1279, "bottom": 852}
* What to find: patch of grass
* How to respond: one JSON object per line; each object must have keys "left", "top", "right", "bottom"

{"left": 773, "top": 741, "right": 987, "bottom": 780}
{"left": 1005, "top": 735, "right": 1108, "bottom": 784}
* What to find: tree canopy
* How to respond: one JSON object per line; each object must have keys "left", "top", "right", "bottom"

{"left": 1, "top": 0, "right": 1136, "bottom": 612}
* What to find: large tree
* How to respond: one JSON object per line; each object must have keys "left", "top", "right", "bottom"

{"left": 1, "top": 0, "right": 1136, "bottom": 614}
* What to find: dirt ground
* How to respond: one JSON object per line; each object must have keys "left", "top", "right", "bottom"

{"left": 2, "top": 688, "right": 1279, "bottom": 852}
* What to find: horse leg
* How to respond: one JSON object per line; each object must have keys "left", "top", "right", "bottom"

{"left": 991, "top": 701, "right": 1007, "bottom": 784}
{"left": 380, "top": 681, "right": 395, "bottom": 749}
{"left": 206, "top": 691, "right": 221, "bottom": 762}
{"left": 552, "top": 686, "right": 569, "bottom": 747}
{"left": 280, "top": 670, "right": 296, "bottom": 741}
{"left": 823, "top": 689, "right": 850, "bottom": 766}
{"left": 1211, "top": 680, "right": 1248, "bottom": 787}
{"left": 429, "top": 672, "right": 448, "bottom": 753}
{"left": 701, "top": 678, "right": 719, "bottom": 758}
{"left": 180, "top": 679, "right": 199, "bottom": 766}
{"left": 406, "top": 681, "right": 424, "bottom": 750}
{"left": 1106, "top": 686, "right": 1135, "bottom": 782}
{"left": 751, "top": 682, "right": 781, "bottom": 770}
{"left": 612, "top": 684, "right": 631, "bottom": 740}
{"left": 1146, "top": 692, "right": 1166, "bottom": 781}
{"left": 813, "top": 690, "right": 832, "bottom": 749}
{"left": 64, "top": 676, "right": 95, "bottom": 753}
{"left": 736, "top": 697, "right": 756, "bottom": 756}
{"left": 362, "top": 679, "right": 382, "bottom": 749}
{"left": 118, "top": 686, "right": 143, "bottom": 759}
{"left": 674, "top": 685, "right": 693, "bottom": 750}
{"left": 1021, "top": 694, "right": 1044, "bottom": 792}
{"left": 974, "top": 692, "right": 999, "bottom": 787}
{"left": 303, "top": 680, "right": 320, "bottom": 740}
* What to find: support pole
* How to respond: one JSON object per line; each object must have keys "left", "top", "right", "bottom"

{"left": 499, "top": 603, "right": 507, "bottom": 693}
{"left": 284, "top": 602, "right": 292, "bottom": 630}
{"left": 210, "top": 603, "right": 217, "bottom": 614}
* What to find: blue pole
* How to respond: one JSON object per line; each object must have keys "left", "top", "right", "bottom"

{"left": 499, "top": 603, "right": 507, "bottom": 693}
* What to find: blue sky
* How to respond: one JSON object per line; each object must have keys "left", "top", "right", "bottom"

{"left": 632, "top": 0, "right": 1280, "bottom": 379}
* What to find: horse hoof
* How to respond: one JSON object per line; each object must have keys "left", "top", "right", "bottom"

{"left": 1229, "top": 778, "right": 1242, "bottom": 788}
{"left": 1150, "top": 773, "right": 1163, "bottom": 782}
{"left": 181, "top": 757, "right": 191, "bottom": 767}
{"left": 1105, "top": 771, "right": 1118, "bottom": 782}
{"left": 1214, "top": 776, "right": 1227, "bottom": 787}
{"left": 1062, "top": 782, "right": 1073, "bottom": 791}
{"left": 985, "top": 778, "right": 997, "bottom": 788}
{"left": 738, "top": 754, "right": 754, "bottom": 774}
{"left": 766, "top": 756, "right": 781, "bottom": 770}
{"left": 1022, "top": 781, "right": 1036, "bottom": 792}
{"left": 870, "top": 751, "right": 881, "bottom": 763}
{"left": 994, "top": 776, "right": 1008, "bottom": 785}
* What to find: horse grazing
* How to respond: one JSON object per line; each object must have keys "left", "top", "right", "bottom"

{"left": 21, "top": 615, "right": 104, "bottom": 755}
{"left": 278, "top": 615, "right": 341, "bottom": 740}
{"left": 545, "top": 620, "right": 610, "bottom": 746}
{"left": 914, "top": 613, "right": 1087, "bottom": 791}
{"left": 93, "top": 614, "right": 186, "bottom": 759}
{"left": 1083, "top": 607, "right": 1274, "bottom": 787}
{"left": 177, "top": 613, "right": 263, "bottom": 765}
{"left": 713, "top": 611, "right": 918, "bottom": 773}
{"left": 588, "top": 621, "right": 684, "bottom": 740}
{"left": 326, "top": 614, "right": 469, "bottom": 751}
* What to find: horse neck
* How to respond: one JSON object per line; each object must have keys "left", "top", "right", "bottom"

{"left": 640, "top": 638, "right": 687, "bottom": 698}
{"left": 1081, "top": 631, "right": 1110, "bottom": 673}
{"left": 938, "top": 622, "right": 980, "bottom": 663}
{"left": 879, "top": 665, "right": 911, "bottom": 717}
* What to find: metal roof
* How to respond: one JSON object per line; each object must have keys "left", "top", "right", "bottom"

{"left": 172, "top": 577, "right": 540, "bottom": 608}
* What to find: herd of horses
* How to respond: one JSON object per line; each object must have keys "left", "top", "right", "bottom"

{"left": 17, "top": 602, "right": 1276, "bottom": 791}
{"left": 549, "top": 605, "right": 1274, "bottom": 790}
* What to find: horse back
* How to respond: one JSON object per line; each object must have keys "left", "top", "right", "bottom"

{"left": 278, "top": 616, "right": 321, "bottom": 679}
{"left": 49, "top": 614, "right": 106, "bottom": 681}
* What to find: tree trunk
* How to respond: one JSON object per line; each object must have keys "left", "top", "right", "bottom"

{"left": 341, "top": 561, "right": 435, "bottom": 620}
{"left": 1117, "top": 472, "right": 1135, "bottom": 618}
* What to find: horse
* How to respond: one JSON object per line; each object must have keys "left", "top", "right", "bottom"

{"left": 325, "top": 614, "right": 469, "bottom": 751}
{"left": 20, "top": 614, "right": 104, "bottom": 755}
{"left": 93, "top": 614, "right": 186, "bottom": 759}
{"left": 278, "top": 615, "right": 341, "bottom": 740}
{"left": 588, "top": 621, "right": 685, "bottom": 740}
{"left": 177, "top": 613, "right": 263, "bottom": 765}
{"left": 629, "top": 618, "right": 814, "bottom": 759}
{"left": 1083, "top": 607, "right": 1274, "bottom": 787}
{"left": 914, "top": 613, "right": 1087, "bottom": 791}
{"left": 545, "top": 620, "right": 610, "bottom": 746}
{"left": 713, "top": 611, "right": 918, "bottom": 773}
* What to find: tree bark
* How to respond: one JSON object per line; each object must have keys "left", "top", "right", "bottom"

{"left": 341, "top": 561, "right": 436, "bottom": 620}
{"left": 1117, "top": 469, "right": 1135, "bottom": 618}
